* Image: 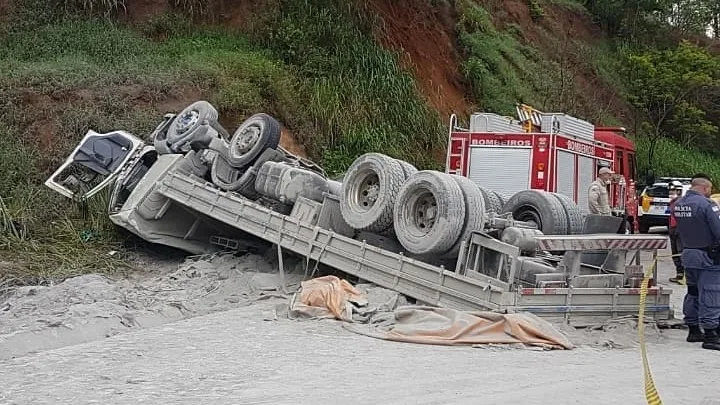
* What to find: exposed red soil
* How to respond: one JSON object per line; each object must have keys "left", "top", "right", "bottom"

{"left": 17, "top": 85, "right": 305, "bottom": 171}
{"left": 366, "top": 0, "right": 473, "bottom": 119}
{"left": 12, "top": 0, "right": 646, "bottom": 166}
{"left": 122, "top": 0, "right": 169, "bottom": 23}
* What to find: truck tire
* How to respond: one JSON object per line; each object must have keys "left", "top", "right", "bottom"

{"left": 476, "top": 185, "right": 503, "bottom": 214}
{"left": 393, "top": 171, "right": 466, "bottom": 255}
{"left": 341, "top": 153, "right": 405, "bottom": 233}
{"left": 396, "top": 159, "right": 418, "bottom": 179}
{"left": 226, "top": 113, "right": 281, "bottom": 169}
{"left": 166, "top": 101, "right": 221, "bottom": 151}
{"left": 444, "top": 174, "right": 486, "bottom": 257}
{"left": 501, "top": 190, "right": 568, "bottom": 235}
{"left": 235, "top": 167, "right": 261, "bottom": 200}
{"left": 549, "top": 193, "right": 584, "bottom": 235}
{"left": 491, "top": 190, "right": 506, "bottom": 208}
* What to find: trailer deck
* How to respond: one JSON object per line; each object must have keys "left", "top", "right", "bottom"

{"left": 156, "top": 166, "right": 672, "bottom": 326}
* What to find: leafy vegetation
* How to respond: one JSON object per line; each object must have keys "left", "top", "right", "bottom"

{"left": 0, "top": 0, "right": 443, "bottom": 283}
{"left": 625, "top": 41, "right": 719, "bottom": 163}
{"left": 579, "top": 1, "right": 720, "bottom": 180}
{"left": 2, "top": 0, "right": 720, "bottom": 284}
{"left": 454, "top": 0, "right": 720, "bottom": 183}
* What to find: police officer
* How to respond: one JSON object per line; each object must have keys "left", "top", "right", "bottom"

{"left": 668, "top": 181, "right": 685, "bottom": 283}
{"left": 673, "top": 174, "right": 720, "bottom": 350}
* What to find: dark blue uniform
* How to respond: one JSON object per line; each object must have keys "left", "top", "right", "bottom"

{"left": 673, "top": 190, "right": 720, "bottom": 332}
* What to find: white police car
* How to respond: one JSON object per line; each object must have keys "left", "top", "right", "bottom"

{"left": 637, "top": 178, "right": 691, "bottom": 233}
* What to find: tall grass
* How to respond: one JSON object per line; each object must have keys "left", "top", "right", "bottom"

{"left": 0, "top": 1, "right": 446, "bottom": 283}
{"left": 256, "top": 0, "right": 446, "bottom": 172}
{"left": 455, "top": 0, "right": 549, "bottom": 115}
{"left": 633, "top": 136, "right": 720, "bottom": 185}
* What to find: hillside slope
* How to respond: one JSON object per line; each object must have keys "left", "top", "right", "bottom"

{"left": 1, "top": 0, "right": 719, "bottom": 282}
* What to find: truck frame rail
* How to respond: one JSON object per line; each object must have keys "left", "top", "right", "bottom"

{"left": 157, "top": 169, "right": 673, "bottom": 326}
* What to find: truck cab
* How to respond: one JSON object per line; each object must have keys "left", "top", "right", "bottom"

{"left": 446, "top": 105, "right": 639, "bottom": 232}
{"left": 594, "top": 127, "right": 639, "bottom": 233}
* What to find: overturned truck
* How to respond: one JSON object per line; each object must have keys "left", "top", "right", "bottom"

{"left": 45, "top": 101, "right": 672, "bottom": 326}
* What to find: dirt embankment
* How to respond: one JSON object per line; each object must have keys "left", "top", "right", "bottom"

{"left": 488, "top": 0, "right": 633, "bottom": 123}
{"left": 12, "top": 0, "right": 634, "bottom": 165}
{"left": 365, "top": 0, "right": 473, "bottom": 119}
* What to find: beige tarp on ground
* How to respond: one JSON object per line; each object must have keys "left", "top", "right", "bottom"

{"left": 289, "top": 275, "right": 574, "bottom": 350}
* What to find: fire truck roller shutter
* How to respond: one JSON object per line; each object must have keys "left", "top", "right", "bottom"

{"left": 442, "top": 174, "right": 487, "bottom": 257}
{"left": 549, "top": 192, "right": 584, "bottom": 234}
{"left": 340, "top": 153, "right": 406, "bottom": 233}
{"left": 467, "top": 146, "right": 532, "bottom": 201}
{"left": 476, "top": 185, "right": 503, "bottom": 214}
{"left": 576, "top": 155, "right": 595, "bottom": 216}
{"left": 393, "top": 171, "right": 466, "bottom": 255}
{"left": 501, "top": 190, "right": 568, "bottom": 235}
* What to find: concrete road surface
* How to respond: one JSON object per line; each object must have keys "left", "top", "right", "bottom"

{"left": 1, "top": 247, "right": 719, "bottom": 405}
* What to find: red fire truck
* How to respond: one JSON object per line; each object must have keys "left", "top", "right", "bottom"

{"left": 445, "top": 104, "right": 639, "bottom": 233}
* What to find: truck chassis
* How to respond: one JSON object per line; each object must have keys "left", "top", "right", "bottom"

{"left": 45, "top": 102, "right": 674, "bottom": 327}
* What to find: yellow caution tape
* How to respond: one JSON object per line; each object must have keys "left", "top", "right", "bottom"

{"left": 639, "top": 250, "right": 685, "bottom": 405}
{"left": 638, "top": 257, "right": 663, "bottom": 405}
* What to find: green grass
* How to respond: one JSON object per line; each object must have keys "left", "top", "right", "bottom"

{"left": 634, "top": 136, "right": 720, "bottom": 187}
{"left": 455, "top": 0, "right": 543, "bottom": 115}
{"left": 0, "top": 1, "right": 445, "bottom": 284}
{"left": 453, "top": 0, "right": 587, "bottom": 117}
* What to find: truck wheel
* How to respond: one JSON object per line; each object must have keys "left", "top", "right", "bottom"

{"left": 491, "top": 190, "right": 505, "bottom": 208}
{"left": 501, "top": 190, "right": 568, "bottom": 235}
{"left": 476, "top": 185, "right": 503, "bottom": 214}
{"left": 226, "top": 113, "right": 281, "bottom": 169}
{"left": 444, "top": 174, "right": 486, "bottom": 257}
{"left": 549, "top": 192, "right": 584, "bottom": 234}
{"left": 166, "top": 101, "right": 221, "bottom": 150}
{"left": 393, "top": 171, "right": 466, "bottom": 255}
{"left": 396, "top": 159, "right": 418, "bottom": 179}
{"left": 341, "top": 153, "right": 405, "bottom": 233}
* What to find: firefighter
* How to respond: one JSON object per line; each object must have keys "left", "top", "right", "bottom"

{"left": 673, "top": 174, "right": 720, "bottom": 350}
{"left": 668, "top": 181, "right": 685, "bottom": 284}
{"left": 588, "top": 166, "right": 613, "bottom": 215}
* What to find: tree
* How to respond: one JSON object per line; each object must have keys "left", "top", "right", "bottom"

{"left": 667, "top": 0, "right": 713, "bottom": 35}
{"left": 582, "top": 0, "right": 673, "bottom": 39}
{"left": 624, "top": 40, "right": 719, "bottom": 164}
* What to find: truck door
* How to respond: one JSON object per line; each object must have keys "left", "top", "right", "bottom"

{"left": 45, "top": 130, "right": 144, "bottom": 201}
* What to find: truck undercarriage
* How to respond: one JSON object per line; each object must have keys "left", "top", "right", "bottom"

{"left": 45, "top": 101, "right": 674, "bottom": 327}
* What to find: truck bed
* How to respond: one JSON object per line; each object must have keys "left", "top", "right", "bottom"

{"left": 156, "top": 169, "right": 673, "bottom": 327}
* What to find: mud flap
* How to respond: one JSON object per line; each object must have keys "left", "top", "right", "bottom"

{"left": 45, "top": 130, "right": 144, "bottom": 201}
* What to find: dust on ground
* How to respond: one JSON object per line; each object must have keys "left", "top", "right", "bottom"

{"left": 0, "top": 247, "right": 680, "bottom": 360}
{"left": 0, "top": 251, "right": 306, "bottom": 360}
